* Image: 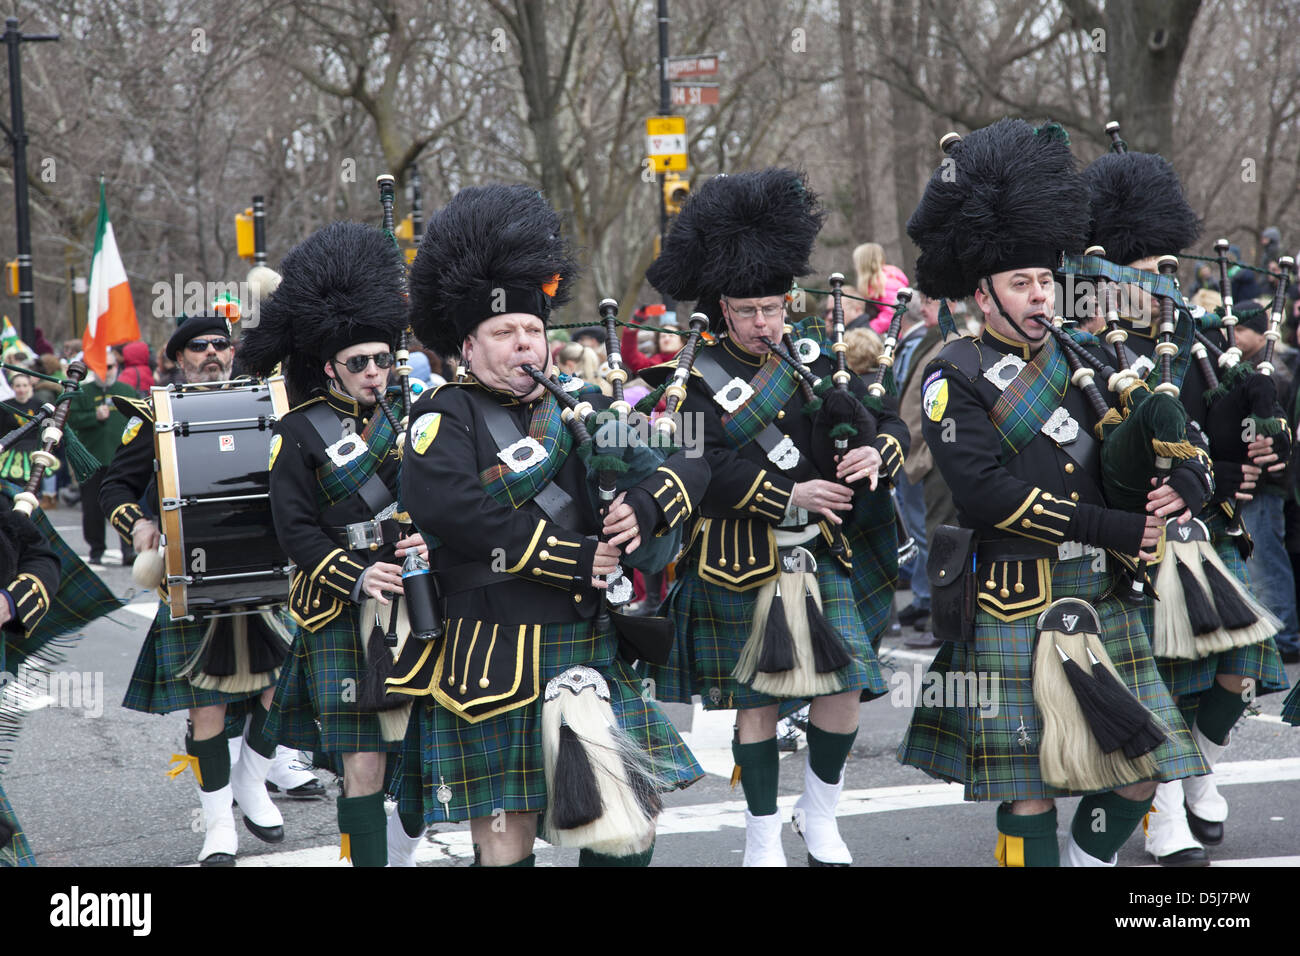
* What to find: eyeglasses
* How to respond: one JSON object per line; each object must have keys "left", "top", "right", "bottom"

{"left": 725, "top": 301, "right": 785, "bottom": 320}
{"left": 340, "top": 351, "right": 395, "bottom": 373}
{"left": 186, "top": 338, "right": 231, "bottom": 353}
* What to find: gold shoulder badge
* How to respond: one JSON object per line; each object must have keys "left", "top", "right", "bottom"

{"left": 922, "top": 373, "right": 948, "bottom": 422}
{"left": 268, "top": 434, "right": 283, "bottom": 470}
{"left": 121, "top": 416, "right": 143, "bottom": 445}
{"left": 411, "top": 412, "right": 441, "bottom": 455}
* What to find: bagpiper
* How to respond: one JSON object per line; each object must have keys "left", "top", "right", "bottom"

{"left": 1078, "top": 145, "right": 1290, "bottom": 864}
{"left": 391, "top": 183, "right": 710, "bottom": 866}
{"left": 896, "top": 119, "right": 1208, "bottom": 867}
{"left": 642, "top": 168, "right": 905, "bottom": 866}
{"left": 238, "top": 221, "right": 423, "bottom": 867}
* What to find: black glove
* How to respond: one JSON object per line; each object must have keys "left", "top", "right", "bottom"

{"left": 1070, "top": 502, "right": 1147, "bottom": 555}
{"left": 1165, "top": 457, "right": 1214, "bottom": 515}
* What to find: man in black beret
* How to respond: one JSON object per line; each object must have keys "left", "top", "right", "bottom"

{"left": 101, "top": 311, "right": 291, "bottom": 865}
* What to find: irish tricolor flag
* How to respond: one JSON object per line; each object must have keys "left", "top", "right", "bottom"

{"left": 83, "top": 180, "right": 139, "bottom": 380}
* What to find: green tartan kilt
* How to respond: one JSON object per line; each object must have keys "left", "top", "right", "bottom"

{"left": 0, "top": 783, "right": 36, "bottom": 867}
{"left": 647, "top": 531, "right": 891, "bottom": 711}
{"left": 1153, "top": 511, "right": 1288, "bottom": 708}
{"left": 896, "top": 554, "right": 1209, "bottom": 802}
{"left": 1282, "top": 683, "right": 1300, "bottom": 726}
{"left": 264, "top": 606, "right": 399, "bottom": 756}
{"left": 122, "top": 604, "right": 269, "bottom": 715}
{"left": 395, "top": 619, "right": 703, "bottom": 824}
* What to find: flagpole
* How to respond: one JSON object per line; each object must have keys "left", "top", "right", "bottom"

{"left": 3, "top": 18, "right": 60, "bottom": 344}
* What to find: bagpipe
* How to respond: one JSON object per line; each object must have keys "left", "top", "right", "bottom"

{"left": 518, "top": 296, "right": 709, "bottom": 664}
{"left": 357, "top": 174, "right": 440, "bottom": 716}
{"left": 759, "top": 279, "right": 918, "bottom": 564}
{"left": 1, "top": 361, "right": 98, "bottom": 517}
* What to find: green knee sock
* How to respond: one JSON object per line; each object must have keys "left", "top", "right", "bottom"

{"left": 398, "top": 810, "right": 425, "bottom": 840}
{"left": 579, "top": 840, "right": 654, "bottom": 867}
{"left": 1195, "top": 682, "right": 1248, "bottom": 745}
{"left": 337, "top": 792, "right": 387, "bottom": 867}
{"left": 994, "top": 804, "right": 1058, "bottom": 867}
{"left": 187, "top": 733, "right": 231, "bottom": 792}
{"left": 246, "top": 699, "right": 276, "bottom": 759}
{"left": 806, "top": 722, "right": 858, "bottom": 785}
{"left": 1071, "top": 791, "right": 1153, "bottom": 862}
{"left": 732, "top": 737, "right": 779, "bottom": 817}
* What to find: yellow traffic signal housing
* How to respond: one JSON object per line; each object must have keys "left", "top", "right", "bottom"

{"left": 395, "top": 215, "right": 414, "bottom": 242}
{"left": 663, "top": 174, "right": 689, "bottom": 216}
{"left": 235, "top": 208, "right": 255, "bottom": 260}
{"left": 4, "top": 261, "right": 17, "bottom": 297}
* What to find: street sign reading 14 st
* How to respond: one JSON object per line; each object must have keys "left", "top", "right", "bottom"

{"left": 646, "top": 115, "right": 688, "bottom": 172}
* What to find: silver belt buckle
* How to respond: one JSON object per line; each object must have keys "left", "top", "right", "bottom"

{"left": 346, "top": 519, "right": 383, "bottom": 551}
{"left": 1057, "top": 541, "right": 1104, "bottom": 568}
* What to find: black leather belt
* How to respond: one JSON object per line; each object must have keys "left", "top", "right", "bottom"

{"left": 976, "top": 537, "right": 1058, "bottom": 562}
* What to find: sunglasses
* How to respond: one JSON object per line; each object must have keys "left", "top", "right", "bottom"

{"left": 340, "top": 351, "right": 395, "bottom": 373}
{"left": 186, "top": 338, "right": 231, "bottom": 353}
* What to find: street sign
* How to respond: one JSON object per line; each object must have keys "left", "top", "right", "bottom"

{"left": 667, "top": 54, "right": 720, "bottom": 81}
{"left": 671, "top": 83, "right": 719, "bottom": 107}
{"left": 646, "top": 115, "right": 688, "bottom": 172}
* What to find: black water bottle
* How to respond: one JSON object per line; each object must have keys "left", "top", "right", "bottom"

{"left": 402, "top": 550, "right": 442, "bottom": 640}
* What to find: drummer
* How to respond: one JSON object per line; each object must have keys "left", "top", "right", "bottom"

{"left": 100, "top": 313, "right": 291, "bottom": 866}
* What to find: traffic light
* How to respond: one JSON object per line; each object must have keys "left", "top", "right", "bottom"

{"left": 663, "top": 173, "right": 689, "bottom": 216}
{"left": 235, "top": 208, "right": 255, "bottom": 260}
{"left": 4, "top": 260, "right": 17, "bottom": 297}
{"left": 395, "top": 215, "right": 414, "bottom": 242}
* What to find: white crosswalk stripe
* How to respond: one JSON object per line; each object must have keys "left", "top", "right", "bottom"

{"left": 220, "top": 757, "right": 1300, "bottom": 866}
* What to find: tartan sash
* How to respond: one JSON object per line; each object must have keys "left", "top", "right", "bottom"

{"left": 988, "top": 335, "right": 1069, "bottom": 464}
{"left": 1062, "top": 254, "right": 1186, "bottom": 305}
{"left": 314, "top": 399, "right": 398, "bottom": 510}
{"left": 477, "top": 377, "right": 602, "bottom": 509}
{"left": 719, "top": 355, "right": 799, "bottom": 449}
{"left": 716, "top": 318, "right": 826, "bottom": 448}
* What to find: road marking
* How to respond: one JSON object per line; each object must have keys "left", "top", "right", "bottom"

{"left": 124, "top": 601, "right": 157, "bottom": 620}
{"left": 223, "top": 757, "right": 1300, "bottom": 865}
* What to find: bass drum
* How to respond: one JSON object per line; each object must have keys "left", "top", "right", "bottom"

{"left": 153, "top": 377, "right": 291, "bottom": 619}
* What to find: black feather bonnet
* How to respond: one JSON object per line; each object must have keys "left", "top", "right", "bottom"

{"left": 907, "top": 118, "right": 1090, "bottom": 300}
{"left": 1083, "top": 151, "right": 1203, "bottom": 265}
{"left": 406, "top": 184, "right": 578, "bottom": 359}
{"left": 238, "top": 221, "right": 407, "bottom": 403}
{"left": 645, "top": 167, "right": 825, "bottom": 331}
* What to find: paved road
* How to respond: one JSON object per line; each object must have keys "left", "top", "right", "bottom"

{"left": 5, "top": 510, "right": 1298, "bottom": 867}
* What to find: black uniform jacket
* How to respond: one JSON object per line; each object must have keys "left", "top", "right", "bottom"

{"left": 269, "top": 389, "right": 401, "bottom": 632}
{"left": 647, "top": 334, "right": 909, "bottom": 590}
{"left": 1, "top": 492, "right": 60, "bottom": 633}
{"left": 920, "top": 327, "right": 1153, "bottom": 620}
{"left": 401, "top": 376, "right": 708, "bottom": 627}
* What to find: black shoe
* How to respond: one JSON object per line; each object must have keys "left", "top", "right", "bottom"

{"left": 1186, "top": 805, "right": 1224, "bottom": 846}
{"left": 267, "top": 779, "right": 328, "bottom": 800}
{"left": 241, "top": 815, "right": 285, "bottom": 844}
{"left": 121, "top": 550, "right": 137, "bottom": 567}
{"left": 87, "top": 551, "right": 104, "bottom": 566}
{"left": 1154, "top": 846, "right": 1210, "bottom": 867}
{"left": 897, "top": 603, "right": 929, "bottom": 627}
{"left": 199, "top": 852, "right": 236, "bottom": 867}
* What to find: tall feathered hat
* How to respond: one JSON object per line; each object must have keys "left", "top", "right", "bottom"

{"left": 238, "top": 221, "right": 407, "bottom": 403}
{"left": 645, "top": 167, "right": 825, "bottom": 331}
{"left": 907, "top": 119, "right": 1090, "bottom": 300}
{"left": 1083, "top": 151, "right": 1202, "bottom": 264}
{"left": 406, "top": 184, "right": 578, "bottom": 359}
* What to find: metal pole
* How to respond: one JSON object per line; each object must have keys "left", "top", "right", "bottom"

{"left": 656, "top": 0, "right": 674, "bottom": 310}
{"left": 4, "top": 18, "right": 59, "bottom": 344}
{"left": 251, "top": 195, "right": 266, "bottom": 266}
